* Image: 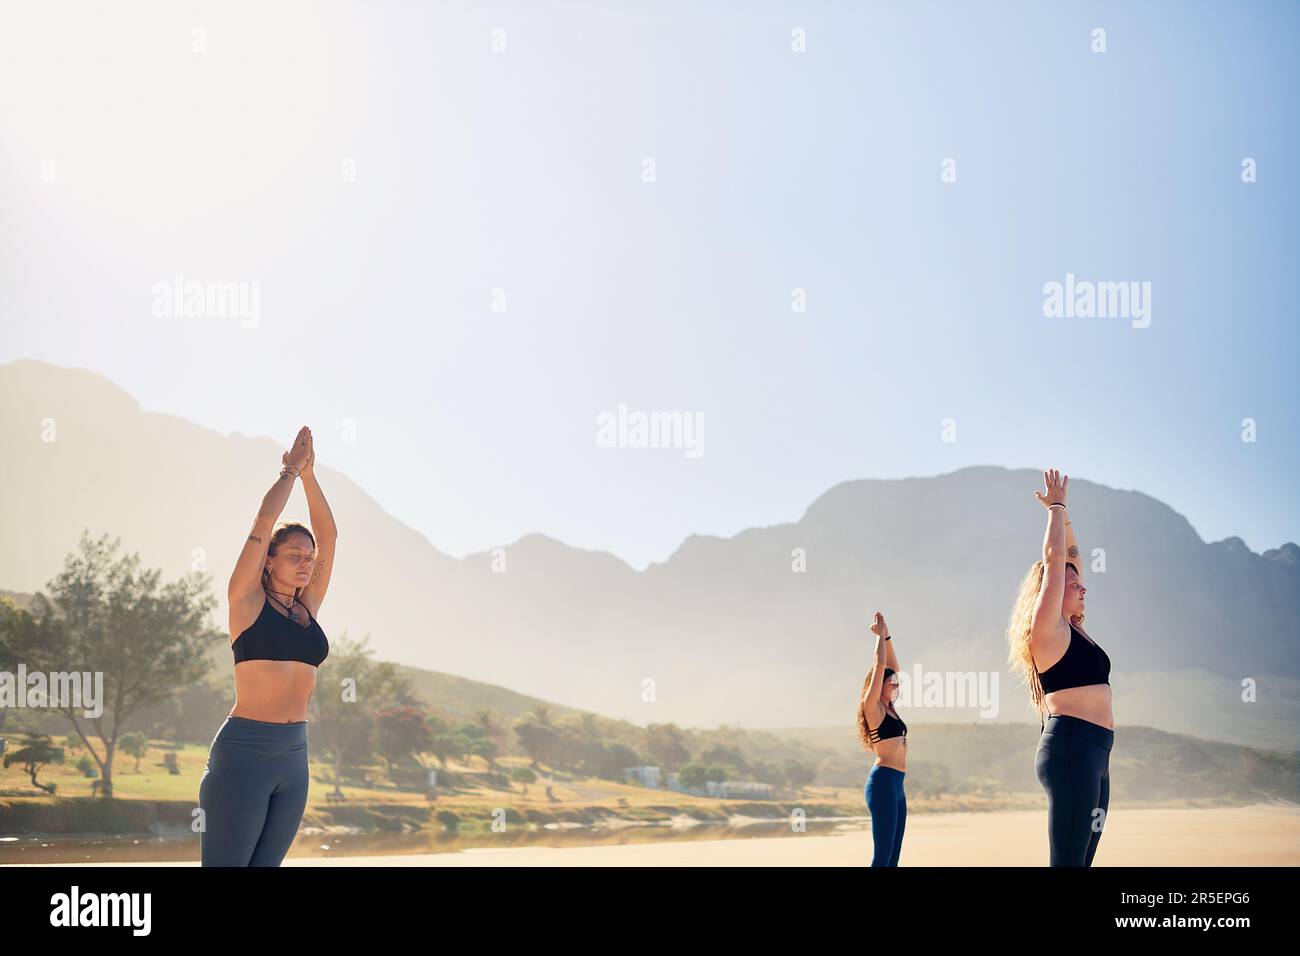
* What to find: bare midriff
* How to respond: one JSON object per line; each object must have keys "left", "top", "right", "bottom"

{"left": 229, "top": 660, "right": 317, "bottom": 723}
{"left": 1044, "top": 684, "right": 1113, "bottom": 731}
{"left": 871, "top": 737, "right": 907, "bottom": 772}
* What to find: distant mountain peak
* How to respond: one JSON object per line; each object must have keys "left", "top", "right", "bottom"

{"left": 1264, "top": 542, "right": 1300, "bottom": 566}
{"left": 1, "top": 358, "right": 142, "bottom": 416}
{"left": 1212, "top": 536, "right": 1252, "bottom": 555}
{"left": 480, "top": 533, "right": 638, "bottom": 574}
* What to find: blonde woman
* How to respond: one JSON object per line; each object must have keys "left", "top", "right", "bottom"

{"left": 1008, "top": 469, "right": 1112, "bottom": 866}
{"left": 856, "top": 611, "right": 908, "bottom": 867}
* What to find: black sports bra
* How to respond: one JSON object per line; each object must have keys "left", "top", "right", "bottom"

{"left": 232, "top": 595, "right": 329, "bottom": 667}
{"left": 1037, "top": 623, "right": 1109, "bottom": 694}
{"left": 867, "top": 705, "right": 907, "bottom": 744}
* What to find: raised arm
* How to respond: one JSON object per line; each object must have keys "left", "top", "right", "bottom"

{"left": 877, "top": 611, "right": 900, "bottom": 672}
{"left": 297, "top": 434, "right": 337, "bottom": 614}
{"left": 1030, "top": 469, "right": 1070, "bottom": 646}
{"left": 1064, "top": 512, "right": 1081, "bottom": 574}
{"left": 861, "top": 611, "right": 890, "bottom": 715}
{"left": 228, "top": 426, "right": 312, "bottom": 603}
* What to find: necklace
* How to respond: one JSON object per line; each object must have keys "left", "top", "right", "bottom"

{"left": 265, "top": 588, "right": 299, "bottom": 615}
{"left": 266, "top": 592, "right": 309, "bottom": 627}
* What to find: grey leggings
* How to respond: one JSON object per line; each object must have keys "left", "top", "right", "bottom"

{"left": 198, "top": 715, "right": 310, "bottom": 866}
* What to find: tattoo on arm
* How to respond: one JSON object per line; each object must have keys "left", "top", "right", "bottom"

{"left": 248, "top": 535, "right": 262, "bottom": 543}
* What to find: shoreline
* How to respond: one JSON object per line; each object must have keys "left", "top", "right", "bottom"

{"left": 5, "top": 805, "right": 1297, "bottom": 867}
{"left": 2, "top": 790, "right": 1260, "bottom": 841}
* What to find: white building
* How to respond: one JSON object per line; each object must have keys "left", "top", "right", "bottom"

{"left": 706, "top": 780, "right": 775, "bottom": 800}
{"left": 623, "top": 765, "right": 662, "bottom": 788}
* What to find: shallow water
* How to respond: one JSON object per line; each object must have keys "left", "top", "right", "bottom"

{"left": 0, "top": 816, "right": 870, "bottom": 865}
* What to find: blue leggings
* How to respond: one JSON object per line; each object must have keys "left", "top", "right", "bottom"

{"left": 1034, "top": 714, "right": 1113, "bottom": 867}
{"left": 865, "top": 765, "right": 907, "bottom": 867}
{"left": 198, "top": 715, "right": 310, "bottom": 866}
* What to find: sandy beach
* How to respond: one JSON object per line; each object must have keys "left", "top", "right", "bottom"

{"left": 8, "top": 805, "right": 1298, "bottom": 867}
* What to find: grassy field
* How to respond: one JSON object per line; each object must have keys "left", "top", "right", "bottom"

{"left": 0, "top": 732, "right": 1051, "bottom": 840}
{"left": 5, "top": 716, "right": 1293, "bottom": 843}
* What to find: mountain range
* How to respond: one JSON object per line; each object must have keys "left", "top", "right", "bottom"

{"left": 2, "top": 358, "right": 1296, "bottom": 750}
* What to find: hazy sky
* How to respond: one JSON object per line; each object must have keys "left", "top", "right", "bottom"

{"left": 2, "top": 1, "right": 1297, "bottom": 569}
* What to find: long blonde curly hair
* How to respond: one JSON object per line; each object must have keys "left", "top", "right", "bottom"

{"left": 1006, "top": 560, "right": 1084, "bottom": 720}
{"left": 855, "top": 665, "right": 894, "bottom": 753}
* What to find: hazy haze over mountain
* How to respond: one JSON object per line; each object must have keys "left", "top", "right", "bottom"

{"left": 2, "top": 359, "right": 1296, "bottom": 748}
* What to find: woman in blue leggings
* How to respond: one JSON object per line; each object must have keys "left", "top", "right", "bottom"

{"left": 856, "top": 611, "right": 908, "bottom": 867}
{"left": 198, "top": 425, "right": 338, "bottom": 866}
{"left": 1008, "top": 469, "right": 1114, "bottom": 866}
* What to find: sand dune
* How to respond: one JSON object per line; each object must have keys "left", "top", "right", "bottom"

{"left": 8, "top": 805, "right": 1298, "bottom": 866}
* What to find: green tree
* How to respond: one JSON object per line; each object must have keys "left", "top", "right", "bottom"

{"left": 376, "top": 705, "right": 432, "bottom": 777}
{"left": 0, "top": 532, "right": 220, "bottom": 797}
{"left": 425, "top": 715, "right": 453, "bottom": 768}
{"left": 601, "top": 742, "right": 641, "bottom": 779}
{"left": 643, "top": 723, "right": 690, "bottom": 771}
{"left": 0, "top": 597, "right": 16, "bottom": 737}
{"left": 700, "top": 744, "right": 749, "bottom": 774}
{"left": 473, "top": 708, "right": 508, "bottom": 754}
{"left": 466, "top": 735, "right": 499, "bottom": 771}
{"left": 509, "top": 765, "right": 536, "bottom": 795}
{"left": 3, "top": 733, "right": 65, "bottom": 793}
{"left": 515, "top": 720, "right": 562, "bottom": 769}
{"left": 678, "top": 763, "right": 727, "bottom": 791}
{"left": 118, "top": 731, "right": 148, "bottom": 772}
{"left": 312, "top": 635, "right": 382, "bottom": 798}
{"left": 578, "top": 712, "right": 601, "bottom": 742}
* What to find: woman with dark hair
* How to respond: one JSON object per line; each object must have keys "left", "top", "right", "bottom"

{"left": 197, "top": 425, "right": 338, "bottom": 866}
{"left": 856, "top": 610, "right": 908, "bottom": 867}
{"left": 1007, "top": 468, "right": 1113, "bottom": 866}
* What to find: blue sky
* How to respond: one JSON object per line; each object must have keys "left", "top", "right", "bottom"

{"left": 2, "top": 0, "right": 1297, "bottom": 568}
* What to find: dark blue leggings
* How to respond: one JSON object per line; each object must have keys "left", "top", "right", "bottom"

{"left": 865, "top": 765, "right": 907, "bottom": 867}
{"left": 1034, "top": 714, "right": 1113, "bottom": 867}
{"left": 198, "top": 715, "right": 310, "bottom": 866}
